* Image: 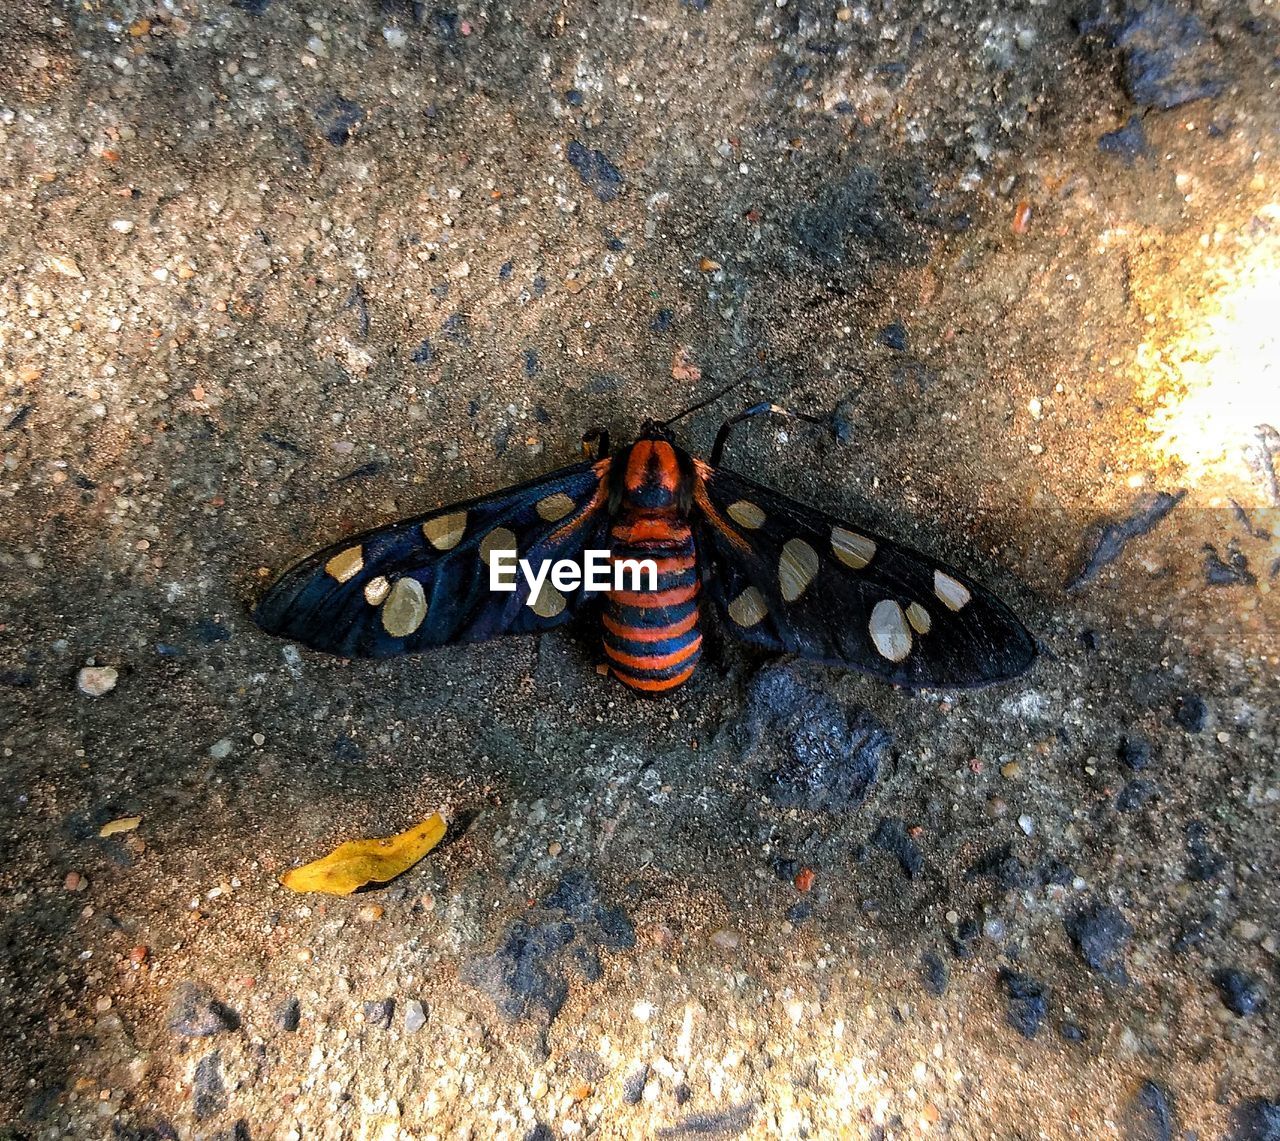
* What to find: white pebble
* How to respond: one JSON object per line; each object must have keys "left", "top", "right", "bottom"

{"left": 403, "top": 999, "right": 427, "bottom": 1032}
{"left": 382, "top": 26, "right": 408, "bottom": 48}
{"left": 77, "top": 666, "right": 118, "bottom": 697}
{"left": 209, "top": 738, "right": 234, "bottom": 759}
{"left": 1018, "top": 814, "right": 1035, "bottom": 836}
{"left": 111, "top": 219, "right": 135, "bottom": 234}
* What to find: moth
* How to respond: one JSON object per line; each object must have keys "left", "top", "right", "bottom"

{"left": 253, "top": 403, "right": 1035, "bottom": 694}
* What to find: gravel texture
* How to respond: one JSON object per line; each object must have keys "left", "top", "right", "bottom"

{"left": 1, "top": 0, "right": 1278, "bottom": 1137}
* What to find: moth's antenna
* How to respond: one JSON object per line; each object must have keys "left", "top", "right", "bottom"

{"left": 660, "top": 375, "right": 750, "bottom": 430}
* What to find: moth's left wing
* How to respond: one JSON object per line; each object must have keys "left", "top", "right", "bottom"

{"left": 253, "top": 458, "right": 612, "bottom": 658}
{"left": 694, "top": 460, "right": 1035, "bottom": 688}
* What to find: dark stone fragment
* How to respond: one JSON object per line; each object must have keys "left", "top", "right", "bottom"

{"left": 605, "top": 233, "right": 625, "bottom": 251}
{"left": 1067, "top": 489, "right": 1185, "bottom": 591}
{"left": 192, "top": 1052, "right": 226, "bottom": 1120}
{"left": 194, "top": 619, "right": 231, "bottom": 645}
{"left": 1065, "top": 903, "right": 1132, "bottom": 982}
{"left": 791, "top": 167, "right": 925, "bottom": 267}
{"left": 786, "top": 902, "right": 812, "bottom": 924}
{"left": 1042, "top": 859, "right": 1075, "bottom": 887}
{"left": 493, "top": 423, "right": 511, "bottom": 457}
{"left": 1172, "top": 912, "right": 1214, "bottom": 954}
{"left": 344, "top": 283, "right": 369, "bottom": 337}
{"left": 1185, "top": 820, "right": 1226, "bottom": 881}
{"left": 533, "top": 404, "right": 550, "bottom": 424}
{"left": 950, "top": 917, "right": 980, "bottom": 960}
{"left": 1099, "top": 115, "right": 1148, "bottom": 165}
{"left": 1116, "top": 2, "right": 1225, "bottom": 109}
{"left": 169, "top": 982, "right": 240, "bottom": 1037}
{"left": 522, "top": 349, "right": 540, "bottom": 377}
{"left": 532, "top": 274, "right": 546, "bottom": 297}
{"left": 878, "top": 322, "right": 908, "bottom": 351}
{"left": 463, "top": 918, "right": 574, "bottom": 1025}
{"left": 920, "top": 950, "right": 948, "bottom": 996}
{"left": 5, "top": 404, "right": 32, "bottom": 431}
{"left": 544, "top": 870, "right": 636, "bottom": 950}
{"left": 1228, "top": 1099, "right": 1280, "bottom": 1141}
{"left": 411, "top": 338, "right": 435, "bottom": 365}
{"left": 965, "top": 842, "right": 1038, "bottom": 890}
{"left": 585, "top": 374, "right": 618, "bottom": 395}
{"left": 430, "top": 8, "right": 459, "bottom": 39}
{"left": 261, "top": 431, "right": 304, "bottom": 454}
{"left": 316, "top": 96, "right": 365, "bottom": 147}
{"left": 998, "top": 969, "right": 1048, "bottom": 1039}
{"left": 232, "top": 0, "right": 270, "bottom": 11}
{"left": 1118, "top": 734, "right": 1153, "bottom": 771}
{"left": 331, "top": 735, "right": 364, "bottom": 763}
{"left": 212, "top": 1124, "right": 251, "bottom": 1141}
{"left": 1213, "top": 968, "right": 1267, "bottom": 1016}
{"left": 338, "top": 461, "right": 385, "bottom": 483}
{"left": 681, "top": 0, "right": 710, "bottom": 10}
{"left": 650, "top": 308, "right": 673, "bottom": 332}
{"left": 442, "top": 312, "right": 470, "bottom": 346}
{"left": 571, "top": 945, "right": 602, "bottom": 983}
{"left": 431, "top": 281, "right": 449, "bottom": 300}
{"left": 1116, "top": 778, "right": 1159, "bottom": 813}
{"left": 363, "top": 998, "right": 394, "bottom": 1029}
{"left": 565, "top": 88, "right": 584, "bottom": 107}
{"left": 1204, "top": 543, "right": 1257, "bottom": 587}
{"left": 1059, "top": 1020, "right": 1087, "bottom": 1043}
{"left": 746, "top": 665, "right": 890, "bottom": 813}
{"left": 870, "top": 817, "right": 923, "bottom": 879}
{"left": 769, "top": 856, "right": 800, "bottom": 882}
{"left": 276, "top": 997, "right": 300, "bottom": 1032}
{"left": 567, "top": 141, "right": 625, "bottom": 203}
{"left": 1124, "top": 1080, "right": 1176, "bottom": 1141}
{"left": 833, "top": 399, "right": 857, "bottom": 445}
{"left": 658, "top": 1102, "right": 756, "bottom": 1137}
{"left": 622, "top": 1063, "right": 649, "bottom": 1105}
{"left": 524, "top": 1125, "right": 553, "bottom": 1141}
{"left": 1173, "top": 692, "right": 1207, "bottom": 733}
{"left": 499, "top": 260, "right": 513, "bottom": 280}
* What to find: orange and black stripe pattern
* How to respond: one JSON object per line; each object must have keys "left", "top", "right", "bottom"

{"left": 602, "top": 440, "right": 703, "bottom": 694}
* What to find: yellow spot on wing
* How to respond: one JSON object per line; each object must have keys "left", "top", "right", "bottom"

{"left": 727, "top": 500, "right": 766, "bottom": 529}
{"left": 536, "top": 493, "right": 575, "bottom": 522}
{"left": 381, "top": 576, "right": 428, "bottom": 637}
{"left": 325, "top": 545, "right": 364, "bottom": 583}
{"left": 279, "top": 811, "right": 448, "bottom": 896}
{"left": 363, "top": 576, "right": 390, "bottom": 606}
{"left": 906, "top": 601, "right": 932, "bottom": 634}
{"left": 779, "top": 538, "right": 819, "bottom": 602}
{"left": 423, "top": 511, "right": 467, "bottom": 550}
{"left": 480, "top": 527, "right": 519, "bottom": 588}
{"left": 530, "top": 581, "right": 567, "bottom": 618}
{"left": 728, "top": 585, "right": 768, "bottom": 627}
{"left": 831, "top": 527, "right": 876, "bottom": 569}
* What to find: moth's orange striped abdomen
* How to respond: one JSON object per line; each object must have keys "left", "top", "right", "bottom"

{"left": 603, "top": 513, "right": 702, "bottom": 694}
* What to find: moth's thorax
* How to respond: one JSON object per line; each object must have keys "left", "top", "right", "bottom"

{"left": 619, "top": 437, "right": 687, "bottom": 510}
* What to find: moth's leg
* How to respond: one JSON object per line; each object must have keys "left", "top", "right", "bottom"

{"left": 581, "top": 428, "right": 610, "bottom": 460}
{"left": 710, "top": 402, "right": 826, "bottom": 466}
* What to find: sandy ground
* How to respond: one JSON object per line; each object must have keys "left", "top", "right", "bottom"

{"left": 1, "top": 0, "right": 1278, "bottom": 1137}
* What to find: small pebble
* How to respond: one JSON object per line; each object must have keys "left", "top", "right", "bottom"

{"left": 709, "top": 929, "right": 740, "bottom": 951}
{"left": 357, "top": 903, "right": 384, "bottom": 923}
{"left": 209, "top": 738, "right": 233, "bottom": 759}
{"left": 1017, "top": 814, "right": 1035, "bottom": 836}
{"left": 110, "top": 219, "right": 135, "bottom": 234}
{"left": 77, "top": 666, "right": 119, "bottom": 697}
{"left": 65, "top": 871, "right": 89, "bottom": 892}
{"left": 404, "top": 999, "right": 427, "bottom": 1033}
{"left": 1000, "top": 761, "right": 1021, "bottom": 779}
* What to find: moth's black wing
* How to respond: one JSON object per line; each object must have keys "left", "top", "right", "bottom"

{"left": 253, "top": 459, "right": 612, "bottom": 658}
{"left": 694, "top": 462, "right": 1035, "bottom": 688}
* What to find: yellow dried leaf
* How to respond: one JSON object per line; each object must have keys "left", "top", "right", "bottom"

{"left": 99, "top": 816, "right": 142, "bottom": 837}
{"left": 280, "top": 812, "right": 447, "bottom": 896}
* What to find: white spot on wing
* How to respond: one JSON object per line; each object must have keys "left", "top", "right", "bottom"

{"left": 363, "top": 575, "right": 391, "bottom": 606}
{"left": 779, "top": 538, "right": 819, "bottom": 602}
{"left": 869, "top": 599, "right": 912, "bottom": 662}
{"left": 933, "top": 570, "right": 972, "bottom": 611}
{"left": 530, "top": 581, "right": 567, "bottom": 618}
